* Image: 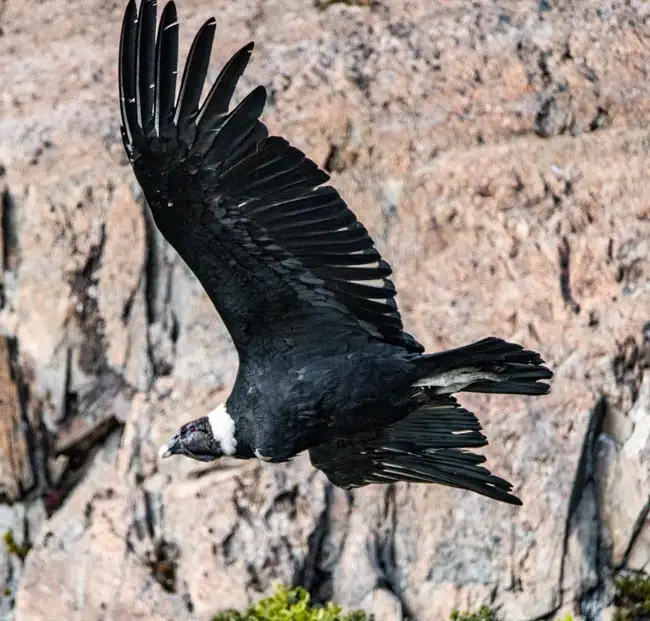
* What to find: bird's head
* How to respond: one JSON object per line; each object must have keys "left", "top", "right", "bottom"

{"left": 158, "top": 404, "right": 237, "bottom": 463}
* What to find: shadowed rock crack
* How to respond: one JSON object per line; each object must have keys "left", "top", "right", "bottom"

{"left": 368, "top": 485, "right": 411, "bottom": 620}
{"left": 560, "top": 397, "right": 611, "bottom": 621}
{"left": 145, "top": 539, "right": 180, "bottom": 593}
{"left": 558, "top": 237, "right": 581, "bottom": 314}
{"left": 5, "top": 337, "right": 39, "bottom": 499}
{"left": 141, "top": 200, "right": 179, "bottom": 379}
{"left": 618, "top": 496, "right": 650, "bottom": 571}
{"left": 0, "top": 182, "right": 19, "bottom": 310}
{"left": 294, "top": 482, "right": 335, "bottom": 605}
{"left": 124, "top": 483, "right": 193, "bottom": 607}
{"left": 60, "top": 347, "right": 76, "bottom": 424}
{"left": 1, "top": 185, "right": 19, "bottom": 272}
{"left": 68, "top": 223, "right": 107, "bottom": 376}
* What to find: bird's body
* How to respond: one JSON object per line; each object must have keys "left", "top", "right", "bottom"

{"left": 228, "top": 340, "right": 419, "bottom": 461}
{"left": 121, "top": 0, "right": 553, "bottom": 505}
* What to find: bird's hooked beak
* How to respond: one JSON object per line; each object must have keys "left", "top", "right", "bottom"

{"left": 158, "top": 434, "right": 180, "bottom": 460}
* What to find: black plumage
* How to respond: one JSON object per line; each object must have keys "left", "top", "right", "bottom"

{"left": 120, "top": 0, "right": 553, "bottom": 505}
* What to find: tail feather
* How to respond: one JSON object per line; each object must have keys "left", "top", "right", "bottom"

{"left": 413, "top": 337, "right": 553, "bottom": 396}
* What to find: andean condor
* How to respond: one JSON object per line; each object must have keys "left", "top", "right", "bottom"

{"left": 119, "top": 0, "right": 553, "bottom": 505}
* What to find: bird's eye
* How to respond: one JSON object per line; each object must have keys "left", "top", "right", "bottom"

{"left": 187, "top": 425, "right": 197, "bottom": 434}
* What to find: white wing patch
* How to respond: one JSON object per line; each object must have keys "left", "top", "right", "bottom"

{"left": 208, "top": 403, "right": 237, "bottom": 456}
{"left": 412, "top": 368, "right": 500, "bottom": 393}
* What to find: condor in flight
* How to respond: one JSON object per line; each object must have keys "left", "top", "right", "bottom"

{"left": 119, "top": 0, "right": 552, "bottom": 505}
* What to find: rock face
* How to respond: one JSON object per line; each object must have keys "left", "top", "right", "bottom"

{"left": 0, "top": 0, "right": 649, "bottom": 620}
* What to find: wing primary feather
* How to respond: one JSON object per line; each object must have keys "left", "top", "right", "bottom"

{"left": 299, "top": 249, "right": 383, "bottom": 266}
{"left": 250, "top": 164, "right": 326, "bottom": 197}
{"left": 196, "top": 93, "right": 269, "bottom": 160}
{"left": 333, "top": 301, "right": 398, "bottom": 326}
{"left": 255, "top": 200, "right": 345, "bottom": 228}
{"left": 236, "top": 162, "right": 311, "bottom": 195}
{"left": 239, "top": 161, "right": 329, "bottom": 202}
{"left": 334, "top": 293, "right": 398, "bottom": 317}
{"left": 154, "top": 1, "right": 179, "bottom": 138}
{"left": 277, "top": 223, "right": 370, "bottom": 245}
{"left": 247, "top": 186, "right": 339, "bottom": 220}
{"left": 174, "top": 18, "right": 216, "bottom": 139}
{"left": 282, "top": 237, "right": 373, "bottom": 254}
{"left": 310, "top": 262, "right": 393, "bottom": 281}
{"left": 135, "top": 0, "right": 157, "bottom": 137}
{"left": 329, "top": 279, "right": 396, "bottom": 299}
{"left": 220, "top": 135, "right": 291, "bottom": 174}
{"left": 202, "top": 86, "right": 268, "bottom": 167}
{"left": 220, "top": 142, "right": 304, "bottom": 191}
{"left": 197, "top": 42, "right": 255, "bottom": 128}
{"left": 216, "top": 123, "right": 269, "bottom": 170}
{"left": 229, "top": 142, "right": 304, "bottom": 181}
{"left": 119, "top": 0, "right": 140, "bottom": 150}
{"left": 264, "top": 210, "right": 356, "bottom": 235}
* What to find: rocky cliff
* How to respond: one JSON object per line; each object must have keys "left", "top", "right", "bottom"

{"left": 0, "top": 0, "right": 649, "bottom": 619}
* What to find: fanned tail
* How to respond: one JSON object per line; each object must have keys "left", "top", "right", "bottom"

{"left": 412, "top": 337, "right": 553, "bottom": 396}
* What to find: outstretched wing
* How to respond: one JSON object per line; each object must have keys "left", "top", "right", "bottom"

{"left": 309, "top": 396, "right": 522, "bottom": 505}
{"left": 119, "top": 0, "right": 423, "bottom": 358}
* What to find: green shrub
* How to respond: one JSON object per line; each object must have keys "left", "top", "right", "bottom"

{"left": 449, "top": 606, "right": 572, "bottom": 621}
{"left": 450, "top": 606, "right": 498, "bottom": 621}
{"left": 3, "top": 530, "right": 30, "bottom": 560}
{"left": 209, "top": 576, "right": 650, "bottom": 621}
{"left": 212, "top": 585, "right": 373, "bottom": 621}
{"left": 613, "top": 573, "right": 650, "bottom": 621}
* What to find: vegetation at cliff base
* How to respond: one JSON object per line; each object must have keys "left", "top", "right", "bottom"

{"left": 212, "top": 588, "right": 589, "bottom": 621}
{"left": 210, "top": 575, "right": 650, "bottom": 621}
{"left": 450, "top": 606, "right": 498, "bottom": 621}
{"left": 450, "top": 606, "right": 575, "bottom": 621}
{"left": 212, "top": 585, "right": 373, "bottom": 621}
{"left": 613, "top": 573, "right": 650, "bottom": 621}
